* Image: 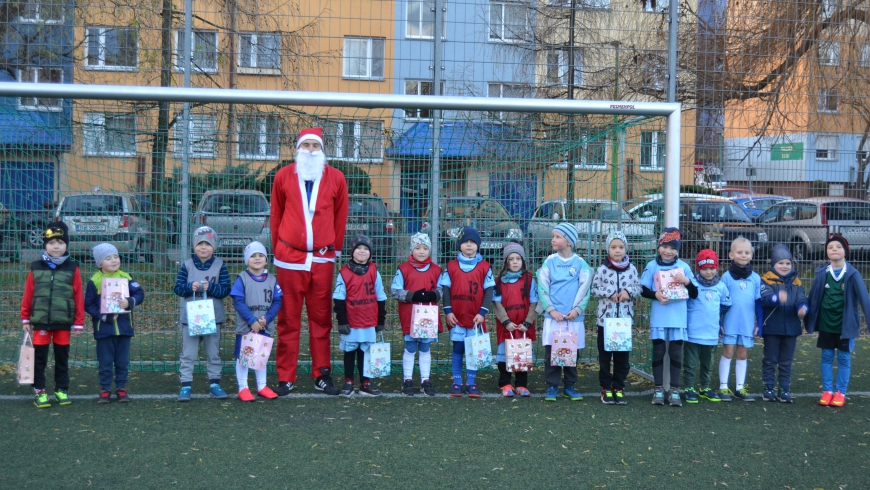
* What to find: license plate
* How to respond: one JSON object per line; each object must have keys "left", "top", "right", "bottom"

{"left": 844, "top": 227, "right": 870, "bottom": 234}
{"left": 346, "top": 224, "right": 368, "bottom": 231}
{"left": 76, "top": 224, "right": 106, "bottom": 232}
{"left": 221, "top": 239, "right": 248, "bottom": 246}
{"left": 481, "top": 241, "right": 502, "bottom": 249}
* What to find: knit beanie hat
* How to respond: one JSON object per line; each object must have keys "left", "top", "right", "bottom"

{"left": 351, "top": 234, "right": 374, "bottom": 255}
{"left": 409, "top": 232, "right": 432, "bottom": 253}
{"left": 92, "top": 242, "right": 119, "bottom": 267}
{"left": 826, "top": 233, "right": 850, "bottom": 257}
{"left": 296, "top": 127, "right": 324, "bottom": 149}
{"left": 658, "top": 227, "right": 682, "bottom": 251}
{"left": 554, "top": 222, "right": 578, "bottom": 248}
{"left": 193, "top": 226, "right": 217, "bottom": 249}
{"left": 244, "top": 241, "right": 268, "bottom": 266}
{"left": 502, "top": 240, "right": 526, "bottom": 262}
{"left": 43, "top": 221, "right": 69, "bottom": 248}
{"left": 456, "top": 226, "right": 481, "bottom": 250}
{"left": 696, "top": 249, "right": 719, "bottom": 270}
{"left": 605, "top": 230, "right": 628, "bottom": 251}
{"left": 769, "top": 243, "right": 794, "bottom": 266}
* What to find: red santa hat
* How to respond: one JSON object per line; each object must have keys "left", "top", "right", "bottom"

{"left": 296, "top": 127, "right": 324, "bottom": 149}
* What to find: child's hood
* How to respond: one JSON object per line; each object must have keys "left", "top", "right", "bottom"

{"left": 761, "top": 269, "right": 801, "bottom": 287}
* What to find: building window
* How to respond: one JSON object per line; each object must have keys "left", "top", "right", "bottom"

{"left": 643, "top": 0, "right": 667, "bottom": 13}
{"left": 819, "top": 41, "right": 840, "bottom": 66}
{"left": 238, "top": 115, "right": 280, "bottom": 160}
{"left": 816, "top": 135, "right": 838, "bottom": 161}
{"left": 544, "top": 48, "right": 583, "bottom": 86}
{"left": 17, "top": 0, "right": 63, "bottom": 23}
{"left": 86, "top": 27, "right": 138, "bottom": 70}
{"left": 404, "top": 80, "right": 444, "bottom": 119}
{"left": 238, "top": 33, "right": 280, "bottom": 74}
{"left": 489, "top": 1, "right": 528, "bottom": 42}
{"left": 487, "top": 82, "right": 531, "bottom": 119}
{"left": 83, "top": 113, "right": 137, "bottom": 157}
{"left": 818, "top": 88, "right": 838, "bottom": 113}
{"left": 861, "top": 43, "right": 870, "bottom": 67}
{"left": 641, "top": 130, "right": 666, "bottom": 170}
{"left": 175, "top": 115, "right": 217, "bottom": 158}
{"left": 407, "top": 0, "right": 447, "bottom": 39}
{"left": 343, "top": 37, "right": 385, "bottom": 80}
{"left": 557, "top": 131, "right": 608, "bottom": 169}
{"left": 17, "top": 67, "right": 62, "bottom": 110}
{"left": 322, "top": 120, "right": 384, "bottom": 162}
{"left": 174, "top": 31, "right": 218, "bottom": 73}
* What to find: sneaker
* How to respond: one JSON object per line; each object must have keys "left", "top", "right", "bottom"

{"left": 516, "top": 387, "right": 531, "bottom": 397}
{"left": 668, "top": 388, "right": 683, "bottom": 407}
{"left": 238, "top": 388, "right": 256, "bottom": 402}
{"left": 257, "top": 387, "right": 278, "bottom": 399}
{"left": 831, "top": 391, "right": 846, "bottom": 407}
{"left": 98, "top": 390, "right": 111, "bottom": 404}
{"left": 718, "top": 388, "right": 733, "bottom": 402}
{"left": 762, "top": 387, "right": 777, "bottom": 402}
{"left": 698, "top": 388, "right": 721, "bottom": 402}
{"left": 450, "top": 383, "right": 463, "bottom": 397}
{"left": 178, "top": 386, "right": 192, "bottom": 402}
{"left": 209, "top": 384, "right": 229, "bottom": 399}
{"left": 613, "top": 389, "right": 627, "bottom": 405}
{"left": 545, "top": 385, "right": 558, "bottom": 402}
{"left": 778, "top": 390, "right": 793, "bottom": 404}
{"left": 34, "top": 390, "right": 50, "bottom": 409}
{"left": 466, "top": 384, "right": 481, "bottom": 398}
{"left": 421, "top": 380, "right": 437, "bottom": 396}
{"left": 274, "top": 382, "right": 295, "bottom": 396}
{"left": 314, "top": 373, "right": 340, "bottom": 396}
{"left": 600, "top": 389, "right": 615, "bottom": 405}
{"left": 818, "top": 391, "right": 833, "bottom": 406}
{"left": 684, "top": 387, "right": 699, "bottom": 404}
{"left": 54, "top": 390, "right": 71, "bottom": 406}
{"left": 339, "top": 381, "right": 355, "bottom": 397}
{"left": 733, "top": 388, "right": 755, "bottom": 402}
{"left": 651, "top": 387, "right": 665, "bottom": 405}
{"left": 401, "top": 379, "right": 415, "bottom": 396}
{"left": 563, "top": 386, "right": 583, "bottom": 401}
{"left": 116, "top": 388, "right": 130, "bottom": 403}
{"left": 500, "top": 385, "right": 515, "bottom": 397}
{"left": 360, "top": 382, "right": 382, "bottom": 397}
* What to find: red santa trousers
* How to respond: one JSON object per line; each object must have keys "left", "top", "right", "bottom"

{"left": 275, "top": 262, "right": 335, "bottom": 382}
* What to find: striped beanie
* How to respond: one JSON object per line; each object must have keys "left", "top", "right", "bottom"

{"left": 554, "top": 223, "right": 578, "bottom": 248}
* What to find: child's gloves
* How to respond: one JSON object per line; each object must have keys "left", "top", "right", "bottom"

{"left": 376, "top": 324, "right": 385, "bottom": 332}
{"left": 337, "top": 324, "right": 351, "bottom": 335}
{"left": 421, "top": 290, "right": 437, "bottom": 303}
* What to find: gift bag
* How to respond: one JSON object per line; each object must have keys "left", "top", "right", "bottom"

{"left": 364, "top": 334, "right": 392, "bottom": 378}
{"left": 505, "top": 332, "right": 534, "bottom": 373}
{"left": 237, "top": 333, "right": 274, "bottom": 370}
{"left": 550, "top": 328, "right": 578, "bottom": 367}
{"left": 604, "top": 318, "right": 633, "bottom": 352}
{"left": 464, "top": 325, "right": 493, "bottom": 371}
{"left": 100, "top": 278, "right": 130, "bottom": 314}
{"left": 17, "top": 332, "right": 34, "bottom": 385}
{"left": 654, "top": 269, "right": 689, "bottom": 300}
{"left": 410, "top": 304, "right": 438, "bottom": 339}
{"left": 186, "top": 291, "right": 217, "bottom": 336}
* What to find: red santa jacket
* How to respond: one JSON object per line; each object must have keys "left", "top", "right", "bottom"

{"left": 270, "top": 163, "right": 349, "bottom": 271}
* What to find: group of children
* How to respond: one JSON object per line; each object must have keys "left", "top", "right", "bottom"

{"left": 21, "top": 217, "right": 870, "bottom": 409}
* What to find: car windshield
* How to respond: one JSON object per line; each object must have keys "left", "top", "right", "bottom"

{"left": 826, "top": 202, "right": 870, "bottom": 221}
{"left": 570, "top": 202, "right": 631, "bottom": 221}
{"left": 202, "top": 194, "right": 269, "bottom": 214}
{"left": 441, "top": 199, "right": 510, "bottom": 220}
{"left": 62, "top": 195, "right": 123, "bottom": 214}
{"left": 689, "top": 202, "right": 751, "bottom": 222}
{"left": 349, "top": 198, "right": 387, "bottom": 217}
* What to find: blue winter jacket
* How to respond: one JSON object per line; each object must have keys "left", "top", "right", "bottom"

{"left": 84, "top": 272, "right": 145, "bottom": 339}
{"left": 805, "top": 262, "right": 870, "bottom": 339}
{"left": 759, "top": 269, "right": 808, "bottom": 337}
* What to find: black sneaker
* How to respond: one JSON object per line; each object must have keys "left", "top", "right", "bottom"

{"left": 314, "top": 368, "right": 340, "bottom": 396}
{"left": 421, "top": 380, "right": 437, "bottom": 396}
{"left": 401, "top": 379, "right": 415, "bottom": 396}
{"left": 733, "top": 388, "right": 755, "bottom": 402}
{"left": 339, "top": 381, "right": 355, "bottom": 398}
{"left": 98, "top": 390, "right": 111, "bottom": 404}
{"left": 274, "top": 382, "right": 295, "bottom": 397}
{"left": 778, "top": 389, "right": 793, "bottom": 403}
{"left": 762, "top": 387, "right": 777, "bottom": 402}
{"left": 359, "top": 382, "right": 382, "bottom": 397}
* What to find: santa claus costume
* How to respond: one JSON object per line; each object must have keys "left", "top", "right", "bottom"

{"left": 271, "top": 128, "right": 348, "bottom": 395}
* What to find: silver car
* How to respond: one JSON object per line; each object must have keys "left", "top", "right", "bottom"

{"left": 193, "top": 190, "right": 271, "bottom": 258}
{"left": 56, "top": 192, "right": 151, "bottom": 262}
{"left": 755, "top": 197, "right": 870, "bottom": 261}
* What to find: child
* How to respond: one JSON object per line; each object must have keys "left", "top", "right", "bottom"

{"left": 640, "top": 227, "right": 697, "bottom": 407}
{"left": 173, "top": 226, "right": 231, "bottom": 402}
{"left": 20, "top": 222, "right": 85, "bottom": 408}
{"left": 333, "top": 235, "right": 387, "bottom": 397}
{"left": 718, "top": 237, "right": 762, "bottom": 402}
{"left": 537, "top": 223, "right": 593, "bottom": 402}
{"left": 591, "top": 231, "right": 641, "bottom": 405}
{"left": 806, "top": 234, "right": 870, "bottom": 407}
{"left": 493, "top": 241, "right": 538, "bottom": 397}
{"left": 439, "top": 226, "right": 495, "bottom": 398}
{"left": 759, "top": 243, "right": 807, "bottom": 403}
{"left": 84, "top": 243, "right": 145, "bottom": 403}
{"left": 391, "top": 232, "right": 442, "bottom": 396}
{"left": 230, "top": 241, "right": 283, "bottom": 402}
{"left": 684, "top": 249, "right": 730, "bottom": 404}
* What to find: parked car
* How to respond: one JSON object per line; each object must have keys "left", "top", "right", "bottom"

{"left": 625, "top": 192, "right": 725, "bottom": 223}
{"left": 526, "top": 199, "right": 657, "bottom": 261}
{"left": 718, "top": 188, "right": 753, "bottom": 198}
{"left": 754, "top": 197, "right": 870, "bottom": 261}
{"left": 343, "top": 194, "right": 395, "bottom": 263}
{"left": 193, "top": 190, "right": 271, "bottom": 259}
{"left": 731, "top": 195, "right": 791, "bottom": 218}
{"left": 2, "top": 199, "right": 57, "bottom": 249}
{"left": 56, "top": 192, "right": 152, "bottom": 262}
{"left": 420, "top": 196, "right": 523, "bottom": 264}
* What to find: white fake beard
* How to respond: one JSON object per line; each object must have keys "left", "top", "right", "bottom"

{"left": 296, "top": 149, "right": 326, "bottom": 181}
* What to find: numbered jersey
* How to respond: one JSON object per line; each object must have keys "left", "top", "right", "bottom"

{"left": 180, "top": 257, "right": 226, "bottom": 325}
{"left": 340, "top": 263, "right": 379, "bottom": 329}
{"left": 446, "top": 259, "right": 491, "bottom": 331}
{"left": 234, "top": 271, "right": 279, "bottom": 336}
{"left": 397, "top": 261, "right": 443, "bottom": 335}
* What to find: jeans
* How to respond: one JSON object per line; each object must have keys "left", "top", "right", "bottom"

{"left": 821, "top": 346, "right": 853, "bottom": 394}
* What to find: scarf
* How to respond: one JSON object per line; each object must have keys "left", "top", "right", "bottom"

{"left": 656, "top": 255, "right": 676, "bottom": 267}
{"left": 42, "top": 251, "right": 69, "bottom": 269}
{"left": 761, "top": 269, "right": 801, "bottom": 287}
{"left": 501, "top": 270, "right": 523, "bottom": 282}
{"left": 728, "top": 262, "right": 753, "bottom": 280}
{"left": 605, "top": 255, "right": 630, "bottom": 271}
{"left": 696, "top": 273, "right": 720, "bottom": 287}
{"left": 90, "top": 269, "right": 133, "bottom": 294}
{"left": 347, "top": 259, "right": 370, "bottom": 276}
{"left": 407, "top": 255, "right": 432, "bottom": 270}
{"left": 457, "top": 252, "right": 483, "bottom": 271}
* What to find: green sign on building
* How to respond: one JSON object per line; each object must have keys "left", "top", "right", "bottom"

{"left": 771, "top": 142, "right": 804, "bottom": 161}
